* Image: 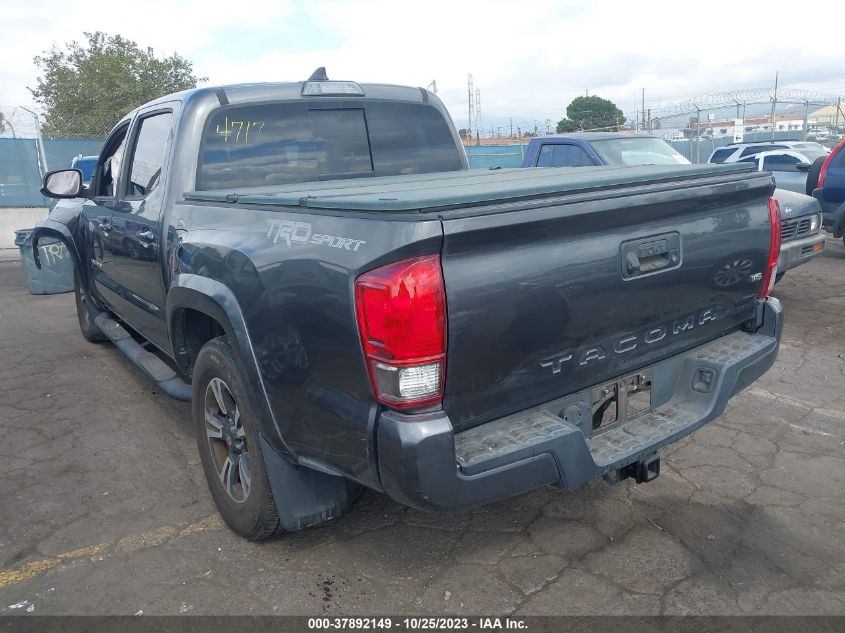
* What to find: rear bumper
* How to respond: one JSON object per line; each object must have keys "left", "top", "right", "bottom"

{"left": 377, "top": 298, "right": 783, "bottom": 512}
{"left": 778, "top": 231, "right": 826, "bottom": 273}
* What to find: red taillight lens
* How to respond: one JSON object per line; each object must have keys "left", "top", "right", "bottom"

{"left": 759, "top": 197, "right": 782, "bottom": 299}
{"left": 355, "top": 254, "right": 446, "bottom": 410}
{"left": 817, "top": 142, "right": 842, "bottom": 189}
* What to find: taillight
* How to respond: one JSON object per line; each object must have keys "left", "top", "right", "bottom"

{"left": 817, "top": 142, "right": 842, "bottom": 189}
{"left": 759, "top": 197, "right": 782, "bottom": 299}
{"left": 355, "top": 254, "right": 446, "bottom": 410}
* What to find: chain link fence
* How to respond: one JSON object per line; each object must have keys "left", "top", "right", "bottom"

{"left": 0, "top": 106, "right": 110, "bottom": 207}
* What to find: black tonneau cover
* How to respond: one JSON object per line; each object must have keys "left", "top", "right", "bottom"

{"left": 183, "top": 163, "right": 755, "bottom": 212}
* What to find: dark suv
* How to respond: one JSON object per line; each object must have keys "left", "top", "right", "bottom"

{"left": 809, "top": 140, "right": 845, "bottom": 240}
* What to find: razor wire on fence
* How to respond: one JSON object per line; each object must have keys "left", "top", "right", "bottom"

{"left": 0, "top": 106, "right": 109, "bottom": 207}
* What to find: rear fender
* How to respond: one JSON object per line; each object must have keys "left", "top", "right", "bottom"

{"left": 167, "top": 275, "right": 359, "bottom": 524}
{"left": 166, "top": 274, "right": 294, "bottom": 460}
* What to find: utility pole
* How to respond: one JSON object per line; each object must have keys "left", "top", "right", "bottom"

{"left": 427, "top": 80, "right": 437, "bottom": 94}
{"left": 647, "top": 108, "right": 651, "bottom": 133}
{"left": 475, "top": 88, "right": 481, "bottom": 141}
{"left": 770, "top": 71, "right": 778, "bottom": 141}
{"left": 467, "top": 74, "right": 475, "bottom": 145}
{"left": 509, "top": 117, "right": 513, "bottom": 137}
{"left": 641, "top": 88, "right": 646, "bottom": 134}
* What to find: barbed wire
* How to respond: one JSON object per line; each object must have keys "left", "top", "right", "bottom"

{"left": 634, "top": 87, "right": 843, "bottom": 122}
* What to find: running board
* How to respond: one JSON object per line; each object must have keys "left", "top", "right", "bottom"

{"left": 94, "top": 314, "right": 192, "bottom": 402}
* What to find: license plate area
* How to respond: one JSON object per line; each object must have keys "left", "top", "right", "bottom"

{"left": 591, "top": 370, "right": 653, "bottom": 435}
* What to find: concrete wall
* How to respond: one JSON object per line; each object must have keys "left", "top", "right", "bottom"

{"left": 1, "top": 207, "right": 49, "bottom": 248}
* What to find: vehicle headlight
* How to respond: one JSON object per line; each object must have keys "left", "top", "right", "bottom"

{"left": 810, "top": 214, "right": 820, "bottom": 232}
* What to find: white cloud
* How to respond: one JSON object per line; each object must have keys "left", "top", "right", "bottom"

{"left": 2, "top": 0, "right": 843, "bottom": 127}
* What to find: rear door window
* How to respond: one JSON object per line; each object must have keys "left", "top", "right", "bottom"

{"left": 761, "top": 154, "right": 802, "bottom": 172}
{"left": 536, "top": 144, "right": 595, "bottom": 167}
{"left": 197, "top": 101, "right": 462, "bottom": 190}
{"left": 739, "top": 144, "right": 786, "bottom": 158}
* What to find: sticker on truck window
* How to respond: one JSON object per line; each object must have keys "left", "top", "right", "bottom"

{"left": 266, "top": 219, "right": 366, "bottom": 252}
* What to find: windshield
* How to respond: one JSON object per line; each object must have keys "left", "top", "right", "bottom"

{"left": 591, "top": 137, "right": 690, "bottom": 166}
{"left": 197, "top": 101, "right": 463, "bottom": 190}
{"left": 790, "top": 143, "right": 829, "bottom": 162}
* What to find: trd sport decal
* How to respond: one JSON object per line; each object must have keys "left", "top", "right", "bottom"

{"left": 266, "top": 219, "right": 366, "bottom": 251}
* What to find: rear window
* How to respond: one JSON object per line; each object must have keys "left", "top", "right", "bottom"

{"left": 197, "top": 101, "right": 462, "bottom": 190}
{"left": 709, "top": 148, "right": 735, "bottom": 163}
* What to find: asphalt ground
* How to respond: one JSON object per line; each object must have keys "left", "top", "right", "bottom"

{"left": 1, "top": 239, "right": 844, "bottom": 617}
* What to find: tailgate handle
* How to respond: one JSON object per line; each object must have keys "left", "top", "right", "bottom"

{"left": 621, "top": 233, "right": 681, "bottom": 280}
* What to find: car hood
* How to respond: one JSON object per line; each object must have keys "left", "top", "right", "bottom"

{"left": 773, "top": 188, "right": 821, "bottom": 217}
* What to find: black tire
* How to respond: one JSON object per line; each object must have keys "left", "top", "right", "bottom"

{"left": 806, "top": 156, "right": 825, "bottom": 195}
{"left": 192, "top": 336, "right": 282, "bottom": 541}
{"left": 774, "top": 272, "right": 785, "bottom": 284}
{"left": 74, "top": 272, "right": 108, "bottom": 342}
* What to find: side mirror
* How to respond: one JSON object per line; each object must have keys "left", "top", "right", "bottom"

{"left": 41, "top": 169, "right": 83, "bottom": 199}
{"left": 796, "top": 162, "right": 811, "bottom": 172}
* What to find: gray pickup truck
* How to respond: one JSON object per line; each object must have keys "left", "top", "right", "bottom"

{"left": 35, "top": 70, "right": 783, "bottom": 540}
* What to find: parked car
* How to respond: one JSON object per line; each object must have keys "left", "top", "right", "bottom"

{"left": 34, "top": 72, "right": 783, "bottom": 540}
{"left": 808, "top": 140, "right": 845, "bottom": 242}
{"left": 521, "top": 133, "right": 825, "bottom": 280}
{"left": 70, "top": 154, "right": 98, "bottom": 187}
{"left": 707, "top": 141, "right": 830, "bottom": 165}
{"left": 735, "top": 150, "right": 813, "bottom": 194}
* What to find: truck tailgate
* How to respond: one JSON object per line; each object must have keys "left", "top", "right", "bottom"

{"left": 438, "top": 168, "right": 775, "bottom": 429}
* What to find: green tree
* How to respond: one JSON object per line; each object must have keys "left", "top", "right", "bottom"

{"left": 557, "top": 95, "right": 625, "bottom": 132}
{"left": 555, "top": 118, "right": 578, "bottom": 133}
{"left": 30, "top": 32, "right": 205, "bottom": 137}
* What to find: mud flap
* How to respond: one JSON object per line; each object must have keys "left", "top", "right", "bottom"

{"left": 259, "top": 435, "right": 357, "bottom": 531}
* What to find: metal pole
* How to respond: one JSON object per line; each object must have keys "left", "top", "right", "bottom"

{"left": 20, "top": 106, "right": 47, "bottom": 176}
{"left": 518, "top": 127, "right": 524, "bottom": 160}
{"left": 803, "top": 100, "right": 809, "bottom": 141}
{"left": 641, "top": 88, "right": 645, "bottom": 133}
{"left": 696, "top": 105, "right": 701, "bottom": 164}
{"left": 770, "top": 71, "right": 778, "bottom": 142}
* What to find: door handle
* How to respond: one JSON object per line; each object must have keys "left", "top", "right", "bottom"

{"left": 137, "top": 230, "right": 156, "bottom": 243}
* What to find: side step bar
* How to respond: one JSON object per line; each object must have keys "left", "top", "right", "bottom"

{"left": 94, "top": 314, "right": 192, "bottom": 402}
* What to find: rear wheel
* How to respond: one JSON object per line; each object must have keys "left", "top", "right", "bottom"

{"left": 74, "top": 272, "right": 107, "bottom": 342}
{"left": 192, "top": 336, "right": 282, "bottom": 540}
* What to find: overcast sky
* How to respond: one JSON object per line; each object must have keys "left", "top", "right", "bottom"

{"left": 2, "top": 0, "right": 844, "bottom": 129}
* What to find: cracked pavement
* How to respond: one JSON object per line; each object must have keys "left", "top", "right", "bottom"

{"left": 1, "top": 239, "right": 844, "bottom": 616}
